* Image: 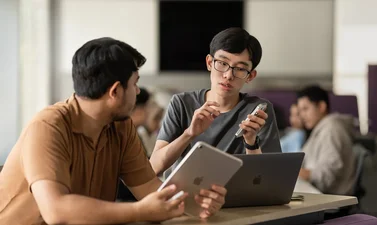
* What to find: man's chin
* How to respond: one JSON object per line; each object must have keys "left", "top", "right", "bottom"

{"left": 216, "top": 88, "right": 234, "bottom": 96}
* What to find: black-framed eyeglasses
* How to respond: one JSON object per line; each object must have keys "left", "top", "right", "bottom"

{"left": 212, "top": 58, "right": 251, "bottom": 79}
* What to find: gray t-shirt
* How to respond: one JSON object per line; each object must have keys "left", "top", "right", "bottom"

{"left": 157, "top": 89, "right": 281, "bottom": 162}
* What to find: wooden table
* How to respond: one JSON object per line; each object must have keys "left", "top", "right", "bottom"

{"left": 130, "top": 193, "right": 357, "bottom": 225}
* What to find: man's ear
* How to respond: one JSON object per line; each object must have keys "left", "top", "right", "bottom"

{"left": 206, "top": 54, "right": 213, "bottom": 71}
{"left": 246, "top": 70, "right": 257, "bottom": 83}
{"left": 108, "top": 81, "right": 122, "bottom": 99}
{"left": 318, "top": 101, "right": 328, "bottom": 114}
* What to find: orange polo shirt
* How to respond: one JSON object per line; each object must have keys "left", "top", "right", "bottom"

{"left": 0, "top": 94, "right": 156, "bottom": 224}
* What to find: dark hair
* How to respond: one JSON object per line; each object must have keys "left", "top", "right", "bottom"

{"left": 135, "top": 87, "right": 150, "bottom": 107}
{"left": 297, "top": 85, "right": 330, "bottom": 112}
{"left": 209, "top": 27, "right": 262, "bottom": 71}
{"left": 72, "top": 37, "right": 146, "bottom": 99}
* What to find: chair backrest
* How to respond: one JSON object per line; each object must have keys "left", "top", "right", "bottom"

{"left": 352, "top": 144, "right": 370, "bottom": 199}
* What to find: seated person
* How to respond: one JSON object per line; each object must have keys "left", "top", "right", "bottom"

{"left": 138, "top": 100, "right": 164, "bottom": 158}
{"left": 150, "top": 27, "right": 282, "bottom": 178}
{"left": 130, "top": 87, "right": 159, "bottom": 156}
{"left": 280, "top": 103, "right": 307, "bottom": 153}
{"left": 297, "top": 85, "right": 356, "bottom": 195}
{"left": 0, "top": 37, "right": 225, "bottom": 224}
{"left": 130, "top": 87, "right": 150, "bottom": 128}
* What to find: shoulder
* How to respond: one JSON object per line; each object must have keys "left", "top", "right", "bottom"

{"left": 319, "top": 114, "right": 354, "bottom": 132}
{"left": 312, "top": 114, "right": 355, "bottom": 143}
{"left": 289, "top": 129, "right": 306, "bottom": 139}
{"left": 18, "top": 100, "right": 73, "bottom": 152}
{"left": 242, "top": 93, "right": 274, "bottom": 108}
{"left": 171, "top": 89, "right": 204, "bottom": 104}
{"left": 167, "top": 90, "right": 205, "bottom": 113}
{"left": 241, "top": 93, "right": 275, "bottom": 115}
{"left": 26, "top": 100, "right": 72, "bottom": 135}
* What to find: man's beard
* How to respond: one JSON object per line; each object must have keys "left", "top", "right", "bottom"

{"left": 112, "top": 115, "right": 130, "bottom": 122}
{"left": 112, "top": 102, "right": 135, "bottom": 122}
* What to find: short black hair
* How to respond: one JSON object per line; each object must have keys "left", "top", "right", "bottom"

{"left": 72, "top": 37, "right": 146, "bottom": 99}
{"left": 135, "top": 87, "right": 150, "bottom": 107}
{"left": 209, "top": 27, "right": 262, "bottom": 71}
{"left": 297, "top": 85, "right": 330, "bottom": 112}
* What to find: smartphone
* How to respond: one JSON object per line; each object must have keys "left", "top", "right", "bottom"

{"left": 291, "top": 194, "right": 305, "bottom": 201}
{"left": 235, "top": 102, "right": 268, "bottom": 138}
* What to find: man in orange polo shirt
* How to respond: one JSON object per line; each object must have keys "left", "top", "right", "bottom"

{"left": 0, "top": 37, "right": 226, "bottom": 224}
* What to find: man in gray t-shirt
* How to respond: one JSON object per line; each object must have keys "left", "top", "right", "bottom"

{"left": 158, "top": 88, "right": 280, "bottom": 155}
{"left": 150, "top": 28, "right": 282, "bottom": 182}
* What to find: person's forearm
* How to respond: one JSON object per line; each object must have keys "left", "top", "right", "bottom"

{"left": 44, "top": 194, "right": 142, "bottom": 225}
{"left": 310, "top": 166, "right": 338, "bottom": 192}
{"left": 299, "top": 168, "right": 311, "bottom": 181}
{"left": 150, "top": 130, "right": 194, "bottom": 175}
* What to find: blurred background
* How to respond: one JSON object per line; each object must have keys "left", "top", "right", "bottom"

{"left": 1, "top": 0, "right": 377, "bottom": 215}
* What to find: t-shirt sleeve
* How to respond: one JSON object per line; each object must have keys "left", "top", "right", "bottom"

{"left": 21, "top": 121, "right": 71, "bottom": 192}
{"left": 156, "top": 94, "right": 184, "bottom": 143}
{"left": 120, "top": 120, "right": 156, "bottom": 187}
{"left": 258, "top": 101, "right": 282, "bottom": 153}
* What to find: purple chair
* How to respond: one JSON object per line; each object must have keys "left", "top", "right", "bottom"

{"left": 318, "top": 214, "right": 377, "bottom": 225}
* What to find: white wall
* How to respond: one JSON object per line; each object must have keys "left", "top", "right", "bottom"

{"left": 245, "top": 0, "right": 334, "bottom": 77}
{"left": 333, "top": 0, "right": 377, "bottom": 133}
{"left": 0, "top": 0, "right": 19, "bottom": 164}
{"left": 19, "top": 0, "right": 51, "bottom": 129}
{"left": 52, "top": 0, "right": 158, "bottom": 101}
{"left": 51, "top": 0, "right": 334, "bottom": 102}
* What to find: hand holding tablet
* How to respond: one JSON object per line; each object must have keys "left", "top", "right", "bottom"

{"left": 168, "top": 190, "right": 185, "bottom": 202}
{"left": 158, "top": 141, "right": 243, "bottom": 217}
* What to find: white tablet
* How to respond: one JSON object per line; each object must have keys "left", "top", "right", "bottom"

{"left": 158, "top": 141, "right": 243, "bottom": 217}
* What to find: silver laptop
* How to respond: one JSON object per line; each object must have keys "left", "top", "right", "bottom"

{"left": 223, "top": 152, "right": 305, "bottom": 208}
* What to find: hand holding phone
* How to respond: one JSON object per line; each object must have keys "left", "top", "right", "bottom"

{"left": 235, "top": 103, "right": 268, "bottom": 138}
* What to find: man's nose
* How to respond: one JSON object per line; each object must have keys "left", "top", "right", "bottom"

{"left": 223, "top": 69, "right": 233, "bottom": 80}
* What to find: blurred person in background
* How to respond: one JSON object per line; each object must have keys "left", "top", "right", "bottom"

{"left": 280, "top": 103, "right": 307, "bottom": 153}
{"left": 129, "top": 87, "right": 165, "bottom": 157}
{"left": 130, "top": 87, "right": 151, "bottom": 128}
{"left": 138, "top": 100, "right": 165, "bottom": 157}
{"left": 297, "top": 85, "right": 356, "bottom": 195}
